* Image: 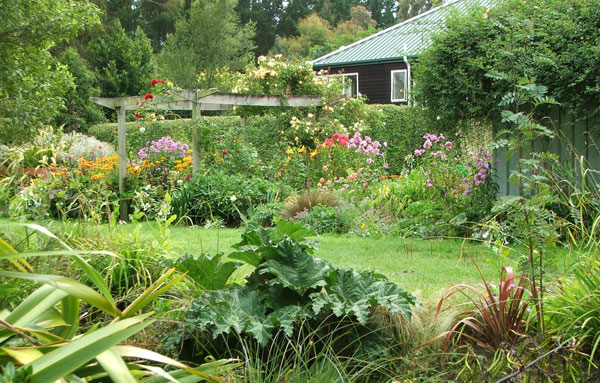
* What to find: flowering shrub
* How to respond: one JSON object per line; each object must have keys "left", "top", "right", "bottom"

{"left": 412, "top": 133, "right": 491, "bottom": 199}
{"left": 236, "top": 56, "right": 336, "bottom": 97}
{"left": 235, "top": 56, "right": 373, "bottom": 149}
{"left": 133, "top": 78, "right": 173, "bottom": 121}
{"left": 309, "top": 131, "right": 389, "bottom": 192}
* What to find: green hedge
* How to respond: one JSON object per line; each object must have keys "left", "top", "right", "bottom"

{"left": 364, "top": 105, "right": 432, "bottom": 174}
{"left": 88, "top": 107, "right": 435, "bottom": 174}
{"left": 89, "top": 117, "right": 241, "bottom": 153}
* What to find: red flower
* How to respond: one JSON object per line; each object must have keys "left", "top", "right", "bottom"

{"left": 134, "top": 111, "right": 143, "bottom": 119}
{"left": 185, "top": 174, "right": 191, "bottom": 181}
{"left": 151, "top": 78, "right": 159, "bottom": 87}
{"left": 160, "top": 79, "right": 165, "bottom": 84}
{"left": 222, "top": 150, "right": 228, "bottom": 155}
{"left": 144, "top": 93, "right": 154, "bottom": 100}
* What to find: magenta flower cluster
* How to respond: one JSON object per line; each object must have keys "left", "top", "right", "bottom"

{"left": 138, "top": 136, "right": 189, "bottom": 160}
{"left": 348, "top": 132, "right": 387, "bottom": 164}
{"left": 462, "top": 148, "right": 492, "bottom": 195}
{"left": 414, "top": 133, "right": 453, "bottom": 157}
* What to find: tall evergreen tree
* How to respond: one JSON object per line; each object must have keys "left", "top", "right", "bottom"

{"left": 236, "top": 0, "right": 284, "bottom": 56}
{"left": 158, "top": 0, "right": 256, "bottom": 88}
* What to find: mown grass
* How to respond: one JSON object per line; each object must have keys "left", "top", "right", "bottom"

{"left": 0, "top": 218, "right": 514, "bottom": 299}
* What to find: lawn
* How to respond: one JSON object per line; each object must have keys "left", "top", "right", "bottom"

{"left": 1, "top": 218, "right": 512, "bottom": 300}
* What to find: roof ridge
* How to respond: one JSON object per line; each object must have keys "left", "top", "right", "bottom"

{"left": 312, "top": 0, "right": 465, "bottom": 65}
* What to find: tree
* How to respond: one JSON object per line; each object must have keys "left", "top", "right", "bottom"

{"left": 87, "top": 22, "right": 155, "bottom": 97}
{"left": 414, "top": 0, "right": 600, "bottom": 127}
{"left": 0, "top": 0, "right": 99, "bottom": 144}
{"left": 236, "top": 0, "right": 284, "bottom": 56}
{"left": 360, "top": 0, "right": 397, "bottom": 28}
{"left": 158, "top": 0, "right": 256, "bottom": 89}
{"left": 139, "top": 0, "right": 185, "bottom": 52}
{"left": 274, "top": 6, "right": 377, "bottom": 59}
{"left": 273, "top": 14, "right": 333, "bottom": 58}
{"left": 396, "top": 0, "right": 442, "bottom": 22}
{"left": 55, "top": 48, "right": 106, "bottom": 133}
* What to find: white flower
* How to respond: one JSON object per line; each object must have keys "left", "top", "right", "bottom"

{"left": 139, "top": 127, "right": 146, "bottom": 133}
{"left": 230, "top": 195, "right": 237, "bottom": 202}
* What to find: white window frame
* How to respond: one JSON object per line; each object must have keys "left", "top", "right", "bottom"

{"left": 325, "top": 73, "right": 359, "bottom": 98}
{"left": 341, "top": 73, "right": 359, "bottom": 98}
{"left": 390, "top": 69, "right": 408, "bottom": 103}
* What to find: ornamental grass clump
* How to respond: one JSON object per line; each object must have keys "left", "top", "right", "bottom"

{"left": 436, "top": 262, "right": 529, "bottom": 353}
{"left": 282, "top": 189, "right": 338, "bottom": 220}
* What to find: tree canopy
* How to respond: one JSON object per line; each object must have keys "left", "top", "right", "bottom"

{"left": 0, "top": 0, "right": 99, "bottom": 143}
{"left": 158, "top": 0, "right": 256, "bottom": 89}
{"left": 414, "top": 0, "right": 600, "bottom": 126}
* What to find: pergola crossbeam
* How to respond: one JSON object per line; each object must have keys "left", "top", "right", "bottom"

{"left": 91, "top": 89, "right": 322, "bottom": 221}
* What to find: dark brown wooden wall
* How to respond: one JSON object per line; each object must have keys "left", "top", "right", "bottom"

{"left": 323, "top": 61, "right": 408, "bottom": 104}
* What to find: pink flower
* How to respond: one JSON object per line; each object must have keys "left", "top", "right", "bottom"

{"left": 444, "top": 141, "right": 453, "bottom": 151}
{"left": 426, "top": 179, "right": 433, "bottom": 187}
{"left": 185, "top": 174, "right": 191, "bottom": 181}
{"left": 319, "top": 177, "right": 325, "bottom": 183}
{"left": 323, "top": 165, "right": 328, "bottom": 172}
{"left": 384, "top": 163, "right": 389, "bottom": 169}
{"left": 222, "top": 150, "right": 228, "bottom": 155}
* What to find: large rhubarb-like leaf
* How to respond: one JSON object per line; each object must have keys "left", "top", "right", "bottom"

{"left": 166, "top": 253, "right": 238, "bottom": 290}
{"left": 259, "top": 238, "right": 331, "bottom": 296}
{"left": 311, "top": 269, "right": 419, "bottom": 324}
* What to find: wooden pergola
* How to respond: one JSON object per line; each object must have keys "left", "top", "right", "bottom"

{"left": 91, "top": 89, "right": 322, "bottom": 220}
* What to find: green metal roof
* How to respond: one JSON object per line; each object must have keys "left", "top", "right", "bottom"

{"left": 312, "top": 0, "right": 492, "bottom": 68}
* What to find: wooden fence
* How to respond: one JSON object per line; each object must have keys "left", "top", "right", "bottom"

{"left": 493, "top": 108, "right": 600, "bottom": 196}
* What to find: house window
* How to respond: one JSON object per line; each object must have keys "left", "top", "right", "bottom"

{"left": 326, "top": 73, "right": 359, "bottom": 98}
{"left": 391, "top": 70, "right": 408, "bottom": 102}
{"left": 342, "top": 73, "right": 358, "bottom": 98}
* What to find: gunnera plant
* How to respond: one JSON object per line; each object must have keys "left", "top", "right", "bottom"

{"left": 282, "top": 189, "right": 338, "bottom": 220}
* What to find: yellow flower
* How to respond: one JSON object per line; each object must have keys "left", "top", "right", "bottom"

{"left": 91, "top": 173, "right": 106, "bottom": 180}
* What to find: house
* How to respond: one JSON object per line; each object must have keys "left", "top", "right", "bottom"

{"left": 312, "top": 0, "right": 491, "bottom": 104}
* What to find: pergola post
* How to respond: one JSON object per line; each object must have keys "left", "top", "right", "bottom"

{"left": 90, "top": 90, "right": 322, "bottom": 221}
{"left": 192, "top": 91, "right": 201, "bottom": 174}
{"left": 116, "top": 105, "right": 128, "bottom": 222}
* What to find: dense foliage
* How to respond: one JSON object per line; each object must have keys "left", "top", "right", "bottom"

{"left": 0, "top": 0, "right": 99, "bottom": 144}
{"left": 158, "top": 0, "right": 256, "bottom": 88}
{"left": 415, "top": 0, "right": 600, "bottom": 127}
{"left": 172, "top": 221, "right": 419, "bottom": 359}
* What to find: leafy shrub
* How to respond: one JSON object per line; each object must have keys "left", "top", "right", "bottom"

{"left": 171, "top": 221, "right": 420, "bottom": 361}
{"left": 282, "top": 189, "right": 338, "bottom": 220}
{"left": 249, "top": 202, "right": 285, "bottom": 227}
{"left": 293, "top": 204, "right": 357, "bottom": 234}
{"left": 171, "top": 171, "right": 291, "bottom": 226}
{"left": 392, "top": 200, "right": 448, "bottom": 238}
